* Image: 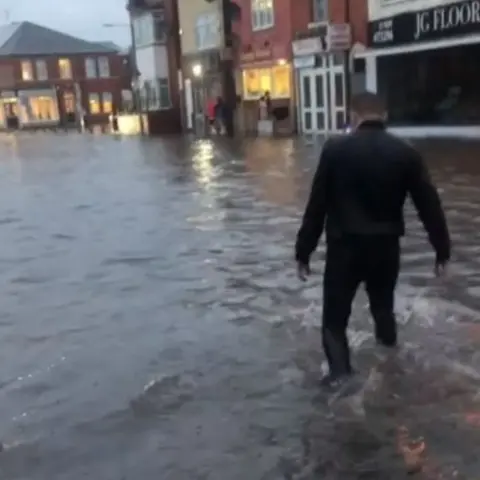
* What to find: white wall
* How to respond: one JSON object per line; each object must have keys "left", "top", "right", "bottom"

{"left": 368, "top": 0, "right": 466, "bottom": 21}
{"left": 135, "top": 45, "right": 169, "bottom": 81}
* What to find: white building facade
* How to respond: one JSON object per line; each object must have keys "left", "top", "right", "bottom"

{"left": 358, "top": 0, "right": 480, "bottom": 138}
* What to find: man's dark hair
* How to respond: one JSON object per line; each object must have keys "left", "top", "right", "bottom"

{"left": 351, "top": 92, "right": 386, "bottom": 115}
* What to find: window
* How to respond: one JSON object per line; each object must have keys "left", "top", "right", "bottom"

{"left": 312, "top": 0, "right": 328, "bottom": 22}
{"left": 88, "top": 93, "right": 100, "bottom": 114}
{"left": 133, "top": 13, "right": 154, "bottom": 46}
{"left": 102, "top": 92, "right": 113, "bottom": 113}
{"left": 19, "top": 95, "right": 59, "bottom": 123}
{"left": 97, "top": 57, "right": 110, "bottom": 78}
{"left": 251, "top": 0, "right": 274, "bottom": 31}
{"left": 153, "top": 10, "right": 167, "bottom": 43}
{"left": 63, "top": 92, "right": 75, "bottom": 113}
{"left": 35, "top": 60, "right": 48, "bottom": 81}
{"left": 195, "top": 13, "right": 219, "bottom": 50}
{"left": 21, "top": 61, "right": 34, "bottom": 81}
{"left": 58, "top": 58, "right": 72, "bottom": 79}
{"left": 85, "top": 57, "right": 97, "bottom": 78}
{"left": 242, "top": 65, "right": 292, "bottom": 100}
{"left": 158, "top": 78, "right": 170, "bottom": 108}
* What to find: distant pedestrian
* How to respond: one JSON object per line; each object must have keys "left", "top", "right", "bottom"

{"left": 295, "top": 92, "right": 451, "bottom": 387}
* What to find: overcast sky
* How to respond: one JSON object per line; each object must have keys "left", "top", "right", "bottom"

{"left": 3, "top": 0, "right": 131, "bottom": 47}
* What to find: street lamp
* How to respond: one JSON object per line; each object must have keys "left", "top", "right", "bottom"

{"left": 192, "top": 64, "right": 203, "bottom": 78}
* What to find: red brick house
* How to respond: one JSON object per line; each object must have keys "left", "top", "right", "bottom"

{"left": 0, "top": 21, "right": 131, "bottom": 130}
{"left": 233, "top": 0, "right": 301, "bottom": 134}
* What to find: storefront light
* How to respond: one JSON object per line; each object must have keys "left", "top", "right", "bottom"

{"left": 192, "top": 64, "right": 202, "bottom": 78}
{"left": 277, "top": 58, "right": 287, "bottom": 66}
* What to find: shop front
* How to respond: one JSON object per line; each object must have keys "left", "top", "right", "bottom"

{"left": 292, "top": 24, "right": 350, "bottom": 135}
{"left": 17, "top": 88, "right": 60, "bottom": 128}
{"left": 239, "top": 45, "right": 293, "bottom": 134}
{"left": 358, "top": 0, "right": 480, "bottom": 138}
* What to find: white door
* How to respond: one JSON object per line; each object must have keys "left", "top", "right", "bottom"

{"left": 184, "top": 78, "right": 193, "bottom": 130}
{"left": 328, "top": 54, "right": 346, "bottom": 132}
{"left": 300, "top": 69, "right": 328, "bottom": 134}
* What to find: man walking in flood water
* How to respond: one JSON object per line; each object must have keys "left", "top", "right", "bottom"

{"left": 295, "top": 92, "right": 451, "bottom": 387}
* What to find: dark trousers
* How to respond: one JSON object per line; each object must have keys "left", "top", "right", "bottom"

{"left": 322, "top": 236, "right": 400, "bottom": 376}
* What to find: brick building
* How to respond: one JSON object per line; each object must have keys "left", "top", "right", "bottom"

{"left": 0, "top": 21, "right": 131, "bottom": 130}
{"left": 233, "top": 0, "right": 300, "bottom": 134}
{"left": 127, "top": 0, "right": 182, "bottom": 134}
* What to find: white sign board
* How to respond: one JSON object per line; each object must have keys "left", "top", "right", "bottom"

{"left": 327, "top": 23, "right": 351, "bottom": 51}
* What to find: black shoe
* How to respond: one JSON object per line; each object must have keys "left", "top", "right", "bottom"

{"left": 319, "top": 371, "right": 353, "bottom": 388}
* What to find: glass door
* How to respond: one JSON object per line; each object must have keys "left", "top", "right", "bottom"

{"left": 328, "top": 54, "right": 346, "bottom": 132}
{"left": 300, "top": 70, "right": 313, "bottom": 133}
{"left": 312, "top": 72, "right": 327, "bottom": 134}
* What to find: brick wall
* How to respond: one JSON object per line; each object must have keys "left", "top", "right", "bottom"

{"left": 329, "top": 0, "right": 368, "bottom": 46}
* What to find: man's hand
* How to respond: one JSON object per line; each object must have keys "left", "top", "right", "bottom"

{"left": 297, "top": 262, "right": 311, "bottom": 282}
{"left": 435, "top": 260, "right": 449, "bottom": 278}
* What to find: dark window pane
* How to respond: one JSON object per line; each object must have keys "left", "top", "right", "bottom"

{"left": 335, "top": 73, "right": 344, "bottom": 107}
{"left": 315, "top": 74, "right": 324, "bottom": 107}
{"left": 302, "top": 76, "right": 311, "bottom": 107}
{"left": 304, "top": 112, "right": 312, "bottom": 130}
{"left": 336, "top": 111, "right": 345, "bottom": 129}
{"left": 316, "top": 112, "right": 324, "bottom": 130}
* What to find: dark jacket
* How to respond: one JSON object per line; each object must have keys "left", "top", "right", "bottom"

{"left": 295, "top": 120, "right": 451, "bottom": 265}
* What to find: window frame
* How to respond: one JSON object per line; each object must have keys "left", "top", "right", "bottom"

{"left": 35, "top": 59, "right": 48, "bottom": 81}
{"left": 21, "top": 60, "right": 34, "bottom": 81}
{"left": 58, "top": 58, "right": 72, "bottom": 79}
{"left": 195, "top": 13, "right": 219, "bottom": 51}
{"left": 88, "top": 92, "right": 101, "bottom": 114}
{"left": 251, "top": 0, "right": 275, "bottom": 32}
{"left": 97, "top": 56, "right": 110, "bottom": 78}
{"left": 85, "top": 57, "right": 97, "bottom": 79}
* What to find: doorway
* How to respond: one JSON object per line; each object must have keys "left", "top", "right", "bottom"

{"left": 299, "top": 54, "right": 346, "bottom": 134}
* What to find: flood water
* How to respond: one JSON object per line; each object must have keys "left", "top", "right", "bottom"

{"left": 0, "top": 133, "right": 479, "bottom": 479}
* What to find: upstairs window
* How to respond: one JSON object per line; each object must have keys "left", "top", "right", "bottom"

{"left": 195, "top": 13, "right": 219, "bottom": 50}
{"left": 312, "top": 0, "right": 328, "bottom": 22}
{"left": 251, "top": 0, "right": 274, "bottom": 31}
{"left": 98, "top": 57, "right": 110, "bottom": 78}
{"left": 85, "top": 57, "right": 97, "bottom": 78}
{"left": 35, "top": 59, "right": 48, "bottom": 81}
{"left": 21, "top": 60, "right": 34, "bottom": 81}
{"left": 58, "top": 58, "right": 72, "bottom": 79}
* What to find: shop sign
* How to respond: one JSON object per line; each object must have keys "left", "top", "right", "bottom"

{"left": 239, "top": 47, "right": 272, "bottom": 63}
{"left": 293, "top": 55, "right": 316, "bottom": 69}
{"left": 368, "top": 0, "right": 480, "bottom": 48}
{"left": 292, "top": 37, "right": 323, "bottom": 56}
{"left": 327, "top": 23, "right": 352, "bottom": 51}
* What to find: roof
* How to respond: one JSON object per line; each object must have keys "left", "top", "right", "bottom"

{"left": 0, "top": 21, "right": 118, "bottom": 56}
{"left": 97, "top": 41, "right": 123, "bottom": 52}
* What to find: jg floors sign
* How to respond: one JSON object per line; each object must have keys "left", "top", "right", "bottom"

{"left": 368, "top": 0, "right": 480, "bottom": 48}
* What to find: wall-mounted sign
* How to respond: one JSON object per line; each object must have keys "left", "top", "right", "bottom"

{"left": 368, "top": 0, "right": 480, "bottom": 48}
{"left": 239, "top": 47, "right": 272, "bottom": 63}
{"left": 292, "top": 37, "right": 323, "bottom": 56}
{"left": 293, "top": 55, "right": 316, "bottom": 69}
{"left": 327, "top": 23, "right": 352, "bottom": 51}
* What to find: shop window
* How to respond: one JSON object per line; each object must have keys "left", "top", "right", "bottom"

{"left": 85, "top": 57, "right": 97, "bottom": 78}
{"left": 243, "top": 69, "right": 271, "bottom": 100}
{"left": 20, "top": 95, "right": 59, "bottom": 122}
{"left": 58, "top": 58, "right": 72, "bottom": 79}
{"left": 98, "top": 57, "right": 110, "bottom": 78}
{"left": 21, "top": 61, "right": 33, "bottom": 81}
{"left": 35, "top": 59, "right": 48, "bottom": 81}
{"left": 102, "top": 92, "right": 113, "bottom": 113}
{"left": 251, "top": 0, "right": 274, "bottom": 31}
{"left": 88, "top": 93, "right": 101, "bottom": 114}
{"left": 271, "top": 65, "right": 291, "bottom": 98}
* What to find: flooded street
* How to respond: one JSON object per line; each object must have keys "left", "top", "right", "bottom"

{"left": 0, "top": 132, "right": 479, "bottom": 479}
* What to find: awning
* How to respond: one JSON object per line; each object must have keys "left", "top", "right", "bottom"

{"left": 354, "top": 33, "right": 480, "bottom": 58}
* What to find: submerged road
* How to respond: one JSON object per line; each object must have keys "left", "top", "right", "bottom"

{"left": 0, "top": 133, "right": 479, "bottom": 479}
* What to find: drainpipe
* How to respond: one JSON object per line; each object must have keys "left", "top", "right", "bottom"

{"left": 344, "top": 0, "right": 352, "bottom": 124}
{"left": 221, "top": 0, "right": 236, "bottom": 137}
